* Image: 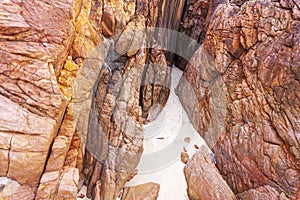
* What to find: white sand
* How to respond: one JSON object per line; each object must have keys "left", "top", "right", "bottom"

{"left": 77, "top": 67, "right": 209, "bottom": 200}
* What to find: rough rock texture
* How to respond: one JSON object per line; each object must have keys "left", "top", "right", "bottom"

{"left": 82, "top": 49, "right": 147, "bottom": 199}
{"left": 1, "top": 0, "right": 299, "bottom": 199}
{"left": 141, "top": 44, "right": 171, "bottom": 123}
{"left": 177, "top": 0, "right": 300, "bottom": 199}
{"left": 184, "top": 148, "right": 236, "bottom": 200}
{"left": 237, "top": 185, "right": 289, "bottom": 200}
{"left": 0, "top": 0, "right": 80, "bottom": 198}
{"left": 120, "top": 182, "right": 160, "bottom": 200}
{"left": 36, "top": 103, "right": 80, "bottom": 200}
{"left": 0, "top": 0, "right": 177, "bottom": 199}
{"left": 0, "top": 177, "right": 20, "bottom": 199}
{"left": 70, "top": 0, "right": 185, "bottom": 199}
{"left": 175, "top": 0, "right": 210, "bottom": 69}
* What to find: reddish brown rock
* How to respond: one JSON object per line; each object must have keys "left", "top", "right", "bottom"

{"left": 3, "top": 0, "right": 299, "bottom": 199}
{"left": 237, "top": 185, "right": 289, "bottom": 200}
{"left": 175, "top": 0, "right": 210, "bottom": 69}
{"left": 177, "top": 1, "right": 300, "bottom": 199}
{"left": 83, "top": 49, "right": 147, "bottom": 199}
{"left": 184, "top": 149, "right": 236, "bottom": 200}
{"left": 181, "top": 151, "right": 189, "bottom": 164}
{"left": 121, "top": 182, "right": 160, "bottom": 200}
{"left": 141, "top": 44, "right": 171, "bottom": 122}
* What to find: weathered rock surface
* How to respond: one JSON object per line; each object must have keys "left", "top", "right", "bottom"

{"left": 0, "top": 0, "right": 80, "bottom": 197}
{"left": 0, "top": 177, "right": 20, "bottom": 199}
{"left": 175, "top": 0, "right": 210, "bottom": 69}
{"left": 120, "top": 182, "right": 160, "bottom": 200}
{"left": 184, "top": 148, "right": 236, "bottom": 200}
{"left": 0, "top": 177, "right": 36, "bottom": 200}
{"left": 71, "top": 0, "right": 174, "bottom": 199}
{"left": 177, "top": 0, "right": 300, "bottom": 199}
{"left": 1, "top": 0, "right": 299, "bottom": 199}
{"left": 1, "top": 0, "right": 174, "bottom": 199}
{"left": 237, "top": 185, "right": 289, "bottom": 200}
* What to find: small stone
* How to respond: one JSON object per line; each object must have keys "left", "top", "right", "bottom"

{"left": 181, "top": 152, "right": 189, "bottom": 164}
{"left": 184, "top": 137, "right": 191, "bottom": 143}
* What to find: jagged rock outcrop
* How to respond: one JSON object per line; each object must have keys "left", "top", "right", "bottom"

{"left": 184, "top": 147, "right": 236, "bottom": 200}
{"left": 237, "top": 185, "right": 289, "bottom": 200}
{"left": 1, "top": 0, "right": 299, "bottom": 199}
{"left": 177, "top": 0, "right": 300, "bottom": 199}
{"left": 175, "top": 0, "right": 210, "bottom": 69}
{"left": 0, "top": 0, "right": 80, "bottom": 198}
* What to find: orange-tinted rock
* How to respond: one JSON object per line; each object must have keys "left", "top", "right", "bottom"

{"left": 181, "top": 151, "right": 189, "bottom": 164}
{"left": 184, "top": 149, "right": 236, "bottom": 200}
{"left": 56, "top": 167, "right": 79, "bottom": 200}
{"left": 121, "top": 182, "right": 160, "bottom": 200}
{"left": 35, "top": 171, "right": 60, "bottom": 200}
{"left": 0, "top": 0, "right": 82, "bottom": 198}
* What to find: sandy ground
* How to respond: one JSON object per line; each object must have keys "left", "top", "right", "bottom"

{"left": 77, "top": 67, "right": 209, "bottom": 200}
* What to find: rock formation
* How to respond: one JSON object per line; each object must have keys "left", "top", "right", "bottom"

{"left": 177, "top": 0, "right": 300, "bottom": 199}
{"left": 0, "top": 0, "right": 299, "bottom": 199}
{"left": 120, "top": 182, "right": 160, "bottom": 200}
{"left": 184, "top": 146, "right": 236, "bottom": 200}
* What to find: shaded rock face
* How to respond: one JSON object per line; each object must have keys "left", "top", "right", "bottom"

{"left": 177, "top": 0, "right": 300, "bottom": 199}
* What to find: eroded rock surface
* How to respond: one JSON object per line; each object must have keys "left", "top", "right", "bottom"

{"left": 120, "top": 182, "right": 160, "bottom": 200}
{"left": 1, "top": 0, "right": 299, "bottom": 199}
{"left": 177, "top": 0, "right": 300, "bottom": 199}
{"left": 237, "top": 185, "right": 289, "bottom": 200}
{"left": 0, "top": 0, "right": 80, "bottom": 198}
{"left": 184, "top": 149, "right": 236, "bottom": 200}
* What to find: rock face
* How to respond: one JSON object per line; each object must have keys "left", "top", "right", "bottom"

{"left": 120, "top": 182, "right": 160, "bottom": 200}
{"left": 184, "top": 147, "right": 236, "bottom": 200}
{"left": 0, "top": 0, "right": 299, "bottom": 199}
{"left": 175, "top": 0, "right": 210, "bottom": 69}
{"left": 0, "top": 0, "right": 178, "bottom": 199}
{"left": 0, "top": 0, "right": 80, "bottom": 198}
{"left": 177, "top": 0, "right": 300, "bottom": 199}
{"left": 237, "top": 185, "right": 289, "bottom": 200}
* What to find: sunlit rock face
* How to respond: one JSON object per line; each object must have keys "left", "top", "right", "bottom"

{"left": 184, "top": 147, "right": 236, "bottom": 200}
{"left": 176, "top": 0, "right": 300, "bottom": 199}
{"left": 0, "top": 0, "right": 299, "bottom": 199}
{"left": 0, "top": 0, "right": 80, "bottom": 198}
{"left": 1, "top": 0, "right": 176, "bottom": 199}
